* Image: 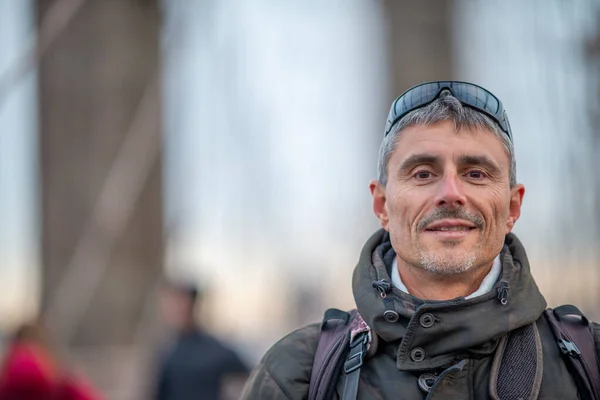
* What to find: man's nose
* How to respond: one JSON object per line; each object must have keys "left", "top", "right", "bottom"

{"left": 435, "top": 173, "right": 466, "bottom": 208}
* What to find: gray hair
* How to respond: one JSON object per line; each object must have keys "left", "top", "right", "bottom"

{"left": 377, "top": 90, "right": 517, "bottom": 187}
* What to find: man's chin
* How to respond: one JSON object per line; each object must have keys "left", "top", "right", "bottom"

{"left": 417, "top": 249, "right": 478, "bottom": 275}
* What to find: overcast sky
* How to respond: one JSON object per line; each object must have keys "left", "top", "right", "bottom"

{"left": 0, "top": 0, "right": 38, "bottom": 328}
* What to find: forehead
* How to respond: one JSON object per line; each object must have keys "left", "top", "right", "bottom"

{"left": 390, "top": 121, "right": 510, "bottom": 168}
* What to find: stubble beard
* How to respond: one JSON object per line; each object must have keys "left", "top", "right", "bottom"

{"left": 416, "top": 246, "right": 478, "bottom": 275}
{"left": 411, "top": 232, "right": 485, "bottom": 275}
{"left": 412, "top": 208, "right": 485, "bottom": 275}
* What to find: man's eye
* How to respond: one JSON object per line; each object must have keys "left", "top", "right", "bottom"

{"left": 414, "top": 171, "right": 433, "bottom": 180}
{"left": 467, "top": 170, "right": 485, "bottom": 179}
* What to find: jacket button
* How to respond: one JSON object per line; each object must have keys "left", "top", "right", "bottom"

{"left": 383, "top": 310, "right": 399, "bottom": 323}
{"left": 417, "top": 373, "right": 437, "bottom": 393}
{"left": 411, "top": 347, "right": 426, "bottom": 362}
{"left": 419, "top": 313, "right": 435, "bottom": 328}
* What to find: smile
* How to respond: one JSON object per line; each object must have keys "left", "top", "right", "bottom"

{"left": 424, "top": 218, "right": 478, "bottom": 231}
{"left": 422, "top": 219, "right": 479, "bottom": 238}
{"left": 423, "top": 227, "right": 476, "bottom": 239}
{"left": 426, "top": 226, "right": 475, "bottom": 231}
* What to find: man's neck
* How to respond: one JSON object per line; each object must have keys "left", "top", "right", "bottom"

{"left": 398, "top": 260, "right": 495, "bottom": 301}
{"left": 177, "top": 320, "right": 198, "bottom": 335}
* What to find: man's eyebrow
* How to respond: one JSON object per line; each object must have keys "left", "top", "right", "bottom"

{"left": 398, "top": 154, "right": 441, "bottom": 173}
{"left": 458, "top": 155, "right": 502, "bottom": 174}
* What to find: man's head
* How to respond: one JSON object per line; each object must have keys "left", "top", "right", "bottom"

{"left": 370, "top": 82, "right": 525, "bottom": 276}
{"left": 159, "top": 279, "right": 200, "bottom": 332}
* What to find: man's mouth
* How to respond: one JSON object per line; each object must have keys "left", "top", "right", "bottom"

{"left": 423, "top": 219, "right": 478, "bottom": 236}
{"left": 426, "top": 226, "right": 475, "bottom": 231}
{"left": 425, "top": 219, "right": 476, "bottom": 230}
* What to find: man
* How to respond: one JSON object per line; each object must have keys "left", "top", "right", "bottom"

{"left": 240, "top": 81, "right": 600, "bottom": 399}
{"left": 154, "top": 279, "right": 248, "bottom": 400}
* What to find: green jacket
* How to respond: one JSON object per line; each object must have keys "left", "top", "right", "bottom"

{"left": 241, "top": 230, "right": 600, "bottom": 399}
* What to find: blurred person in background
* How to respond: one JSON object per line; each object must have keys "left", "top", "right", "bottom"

{"left": 155, "top": 278, "right": 249, "bottom": 400}
{"left": 0, "top": 321, "right": 103, "bottom": 400}
{"left": 241, "top": 81, "right": 600, "bottom": 399}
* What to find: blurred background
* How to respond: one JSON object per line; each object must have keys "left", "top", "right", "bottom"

{"left": 1, "top": 0, "right": 600, "bottom": 398}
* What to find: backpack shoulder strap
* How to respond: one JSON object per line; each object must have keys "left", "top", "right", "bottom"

{"left": 544, "top": 305, "right": 600, "bottom": 400}
{"left": 593, "top": 323, "right": 600, "bottom": 364}
{"left": 490, "top": 322, "right": 543, "bottom": 400}
{"left": 308, "top": 309, "right": 372, "bottom": 400}
{"left": 308, "top": 308, "right": 353, "bottom": 400}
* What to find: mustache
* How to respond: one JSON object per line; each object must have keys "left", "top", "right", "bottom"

{"left": 417, "top": 208, "right": 485, "bottom": 231}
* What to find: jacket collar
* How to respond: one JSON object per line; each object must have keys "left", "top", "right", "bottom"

{"left": 352, "top": 229, "right": 547, "bottom": 370}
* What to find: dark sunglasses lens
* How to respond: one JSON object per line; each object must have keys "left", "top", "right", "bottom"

{"left": 385, "top": 82, "right": 511, "bottom": 139}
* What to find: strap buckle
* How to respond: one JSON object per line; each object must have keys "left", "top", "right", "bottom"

{"left": 343, "top": 350, "right": 364, "bottom": 374}
{"left": 558, "top": 339, "right": 581, "bottom": 357}
{"left": 344, "top": 333, "right": 368, "bottom": 374}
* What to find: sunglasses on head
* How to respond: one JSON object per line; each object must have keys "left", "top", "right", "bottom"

{"left": 384, "top": 81, "right": 512, "bottom": 141}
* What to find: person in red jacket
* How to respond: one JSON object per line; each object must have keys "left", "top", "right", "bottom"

{"left": 0, "top": 321, "right": 104, "bottom": 400}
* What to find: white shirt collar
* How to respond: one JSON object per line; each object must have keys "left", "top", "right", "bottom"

{"left": 391, "top": 254, "right": 502, "bottom": 300}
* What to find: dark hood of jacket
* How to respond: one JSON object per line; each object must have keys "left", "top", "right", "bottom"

{"left": 352, "top": 229, "right": 547, "bottom": 371}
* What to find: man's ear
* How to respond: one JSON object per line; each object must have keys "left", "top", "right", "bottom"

{"left": 506, "top": 184, "right": 525, "bottom": 233}
{"left": 370, "top": 180, "right": 390, "bottom": 231}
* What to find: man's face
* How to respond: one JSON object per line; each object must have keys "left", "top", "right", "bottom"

{"left": 370, "top": 120, "right": 525, "bottom": 275}
{"left": 159, "top": 287, "right": 195, "bottom": 331}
